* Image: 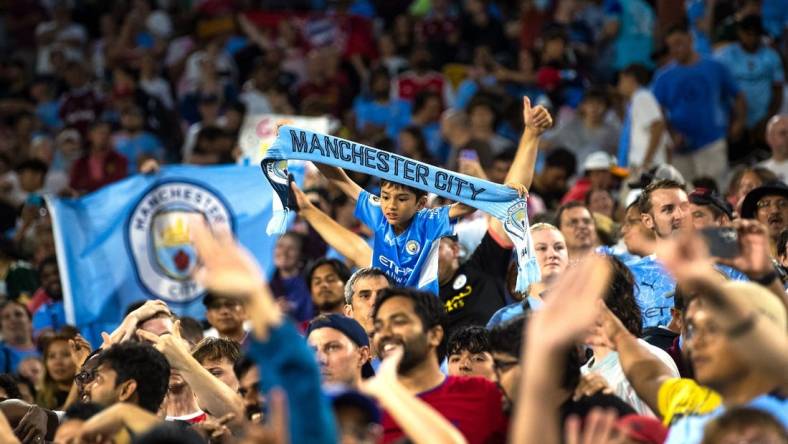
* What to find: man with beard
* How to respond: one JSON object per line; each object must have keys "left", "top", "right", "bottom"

{"left": 233, "top": 358, "right": 264, "bottom": 422}
{"left": 308, "top": 259, "right": 351, "bottom": 317}
{"left": 556, "top": 201, "right": 600, "bottom": 263}
{"left": 28, "top": 256, "right": 66, "bottom": 335}
{"left": 740, "top": 181, "right": 788, "bottom": 257}
{"left": 83, "top": 342, "right": 170, "bottom": 414}
{"left": 371, "top": 287, "right": 508, "bottom": 444}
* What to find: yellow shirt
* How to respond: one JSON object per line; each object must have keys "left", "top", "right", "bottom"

{"left": 658, "top": 377, "right": 722, "bottom": 426}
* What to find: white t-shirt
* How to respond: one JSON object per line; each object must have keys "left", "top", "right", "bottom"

{"left": 758, "top": 158, "right": 788, "bottom": 182}
{"left": 627, "top": 89, "right": 671, "bottom": 168}
{"left": 581, "top": 339, "right": 680, "bottom": 416}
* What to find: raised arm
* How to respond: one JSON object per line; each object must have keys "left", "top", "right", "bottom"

{"left": 589, "top": 307, "right": 674, "bottom": 414}
{"left": 136, "top": 322, "right": 245, "bottom": 424}
{"left": 292, "top": 182, "right": 372, "bottom": 268}
{"left": 362, "top": 348, "right": 467, "bottom": 444}
{"left": 315, "top": 163, "right": 363, "bottom": 201}
{"left": 489, "top": 98, "right": 552, "bottom": 241}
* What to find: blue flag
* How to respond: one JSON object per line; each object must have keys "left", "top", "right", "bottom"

{"left": 47, "top": 165, "right": 288, "bottom": 345}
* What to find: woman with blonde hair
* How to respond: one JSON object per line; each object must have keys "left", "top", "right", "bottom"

{"left": 487, "top": 223, "right": 570, "bottom": 327}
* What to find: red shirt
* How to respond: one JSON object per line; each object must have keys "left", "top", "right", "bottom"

{"left": 69, "top": 150, "right": 128, "bottom": 194}
{"left": 382, "top": 376, "right": 508, "bottom": 444}
{"left": 395, "top": 71, "right": 446, "bottom": 103}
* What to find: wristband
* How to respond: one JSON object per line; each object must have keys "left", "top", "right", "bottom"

{"left": 752, "top": 270, "right": 779, "bottom": 286}
{"left": 726, "top": 314, "right": 757, "bottom": 338}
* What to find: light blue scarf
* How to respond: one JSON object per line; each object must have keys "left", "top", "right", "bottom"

{"left": 261, "top": 126, "right": 540, "bottom": 292}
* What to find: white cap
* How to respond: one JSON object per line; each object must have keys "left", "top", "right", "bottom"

{"left": 583, "top": 151, "right": 615, "bottom": 171}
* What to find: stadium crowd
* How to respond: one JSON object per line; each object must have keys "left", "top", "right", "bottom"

{"left": 0, "top": 0, "right": 786, "bottom": 443}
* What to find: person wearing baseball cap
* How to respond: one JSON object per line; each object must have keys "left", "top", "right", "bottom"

{"left": 739, "top": 181, "right": 788, "bottom": 254}
{"left": 688, "top": 188, "right": 734, "bottom": 229}
{"left": 306, "top": 314, "right": 372, "bottom": 388}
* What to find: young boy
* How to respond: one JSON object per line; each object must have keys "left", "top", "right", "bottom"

{"left": 315, "top": 162, "right": 526, "bottom": 295}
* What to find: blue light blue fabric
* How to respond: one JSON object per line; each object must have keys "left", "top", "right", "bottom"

{"left": 355, "top": 190, "right": 452, "bottom": 294}
{"left": 247, "top": 321, "right": 337, "bottom": 444}
{"left": 352, "top": 96, "right": 412, "bottom": 140}
{"left": 652, "top": 57, "right": 739, "bottom": 153}
{"left": 617, "top": 102, "right": 632, "bottom": 166}
{"left": 32, "top": 301, "right": 66, "bottom": 337}
{"left": 114, "top": 132, "right": 164, "bottom": 174}
{"left": 262, "top": 126, "right": 540, "bottom": 293}
{"left": 604, "top": 0, "right": 655, "bottom": 70}
{"left": 47, "top": 165, "right": 292, "bottom": 347}
{"left": 714, "top": 43, "right": 785, "bottom": 128}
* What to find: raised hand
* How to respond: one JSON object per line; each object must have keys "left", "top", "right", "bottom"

{"left": 190, "top": 217, "right": 281, "bottom": 339}
{"left": 586, "top": 305, "right": 629, "bottom": 351}
{"left": 68, "top": 335, "right": 92, "bottom": 368}
{"left": 530, "top": 255, "right": 613, "bottom": 348}
{"left": 523, "top": 96, "right": 553, "bottom": 135}
{"left": 360, "top": 345, "right": 403, "bottom": 398}
{"left": 725, "top": 219, "right": 774, "bottom": 280}
{"left": 572, "top": 372, "right": 614, "bottom": 401}
{"left": 655, "top": 230, "right": 715, "bottom": 283}
{"left": 290, "top": 182, "right": 313, "bottom": 212}
{"left": 505, "top": 182, "right": 529, "bottom": 198}
{"left": 564, "top": 408, "right": 627, "bottom": 444}
{"left": 136, "top": 320, "right": 193, "bottom": 372}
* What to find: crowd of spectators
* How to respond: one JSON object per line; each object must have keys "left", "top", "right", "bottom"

{"left": 0, "top": 0, "right": 786, "bottom": 443}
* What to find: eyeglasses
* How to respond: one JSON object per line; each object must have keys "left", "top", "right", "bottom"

{"left": 756, "top": 198, "right": 788, "bottom": 210}
{"left": 74, "top": 369, "right": 96, "bottom": 385}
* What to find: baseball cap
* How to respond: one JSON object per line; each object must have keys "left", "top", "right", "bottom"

{"left": 306, "top": 314, "right": 369, "bottom": 348}
{"left": 582, "top": 151, "right": 615, "bottom": 172}
{"left": 722, "top": 281, "right": 787, "bottom": 330}
{"left": 689, "top": 188, "right": 734, "bottom": 219}
{"left": 739, "top": 181, "right": 788, "bottom": 219}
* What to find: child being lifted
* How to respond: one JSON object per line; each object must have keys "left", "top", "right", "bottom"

{"left": 292, "top": 97, "right": 552, "bottom": 295}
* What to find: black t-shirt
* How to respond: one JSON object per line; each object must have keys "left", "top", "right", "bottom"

{"left": 440, "top": 232, "right": 510, "bottom": 340}
{"left": 559, "top": 392, "right": 637, "bottom": 425}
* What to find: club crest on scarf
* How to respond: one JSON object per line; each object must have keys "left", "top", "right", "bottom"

{"left": 503, "top": 200, "right": 528, "bottom": 242}
{"left": 127, "top": 181, "right": 232, "bottom": 302}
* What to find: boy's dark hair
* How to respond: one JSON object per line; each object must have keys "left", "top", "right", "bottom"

{"left": 227, "top": 100, "right": 247, "bottom": 115}
{"left": 306, "top": 258, "right": 352, "bottom": 287}
{"left": 412, "top": 91, "right": 441, "bottom": 114}
{"left": 379, "top": 179, "right": 429, "bottom": 200}
{"left": 0, "top": 374, "right": 22, "bottom": 400}
{"left": 64, "top": 402, "right": 104, "bottom": 421}
{"left": 0, "top": 300, "right": 32, "bottom": 327}
{"left": 702, "top": 407, "right": 788, "bottom": 444}
{"left": 178, "top": 316, "right": 205, "bottom": 346}
{"left": 133, "top": 422, "right": 206, "bottom": 444}
{"left": 96, "top": 342, "right": 170, "bottom": 413}
{"left": 488, "top": 315, "right": 581, "bottom": 391}
{"left": 191, "top": 337, "right": 241, "bottom": 365}
{"left": 493, "top": 148, "right": 516, "bottom": 163}
{"left": 545, "top": 148, "right": 577, "bottom": 178}
{"left": 582, "top": 87, "right": 609, "bottom": 108}
{"left": 447, "top": 325, "right": 491, "bottom": 356}
{"left": 15, "top": 159, "right": 49, "bottom": 176}
{"left": 665, "top": 20, "right": 691, "bottom": 38}
{"left": 638, "top": 179, "right": 685, "bottom": 214}
{"left": 619, "top": 64, "right": 651, "bottom": 86}
{"left": 605, "top": 255, "right": 642, "bottom": 337}
{"left": 555, "top": 201, "right": 593, "bottom": 229}
{"left": 233, "top": 356, "right": 256, "bottom": 380}
{"left": 372, "top": 287, "right": 447, "bottom": 361}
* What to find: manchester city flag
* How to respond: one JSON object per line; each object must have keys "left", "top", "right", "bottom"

{"left": 47, "top": 165, "right": 292, "bottom": 345}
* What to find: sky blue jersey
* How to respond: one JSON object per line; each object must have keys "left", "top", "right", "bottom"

{"left": 355, "top": 190, "right": 454, "bottom": 295}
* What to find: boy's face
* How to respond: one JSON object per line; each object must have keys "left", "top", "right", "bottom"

{"left": 379, "top": 184, "right": 426, "bottom": 228}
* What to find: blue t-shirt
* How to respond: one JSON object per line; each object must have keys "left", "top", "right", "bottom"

{"left": 32, "top": 301, "right": 67, "bottom": 337}
{"left": 665, "top": 393, "right": 788, "bottom": 444}
{"left": 714, "top": 43, "right": 785, "bottom": 128}
{"left": 0, "top": 343, "right": 40, "bottom": 374}
{"left": 602, "top": 249, "right": 748, "bottom": 328}
{"left": 604, "top": 0, "right": 655, "bottom": 69}
{"left": 113, "top": 132, "right": 164, "bottom": 174}
{"left": 355, "top": 190, "right": 454, "bottom": 295}
{"left": 652, "top": 57, "right": 740, "bottom": 152}
{"left": 353, "top": 96, "right": 412, "bottom": 141}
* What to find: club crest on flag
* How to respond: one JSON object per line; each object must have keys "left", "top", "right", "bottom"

{"left": 127, "top": 181, "right": 232, "bottom": 303}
